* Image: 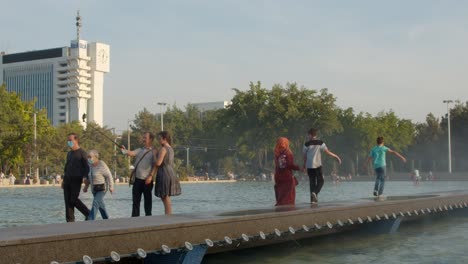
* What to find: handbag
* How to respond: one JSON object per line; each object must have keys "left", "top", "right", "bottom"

{"left": 93, "top": 184, "right": 106, "bottom": 193}
{"left": 129, "top": 149, "right": 152, "bottom": 186}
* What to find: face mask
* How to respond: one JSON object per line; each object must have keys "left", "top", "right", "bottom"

{"left": 67, "top": 141, "right": 74, "bottom": 148}
{"left": 87, "top": 158, "right": 94, "bottom": 165}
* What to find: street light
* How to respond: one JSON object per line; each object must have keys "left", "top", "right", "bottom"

{"left": 157, "top": 102, "right": 167, "bottom": 131}
{"left": 127, "top": 119, "right": 134, "bottom": 169}
{"left": 24, "top": 110, "right": 38, "bottom": 182}
{"left": 111, "top": 128, "right": 117, "bottom": 179}
{"left": 443, "top": 100, "right": 454, "bottom": 173}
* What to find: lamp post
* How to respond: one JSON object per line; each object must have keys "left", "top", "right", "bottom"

{"left": 186, "top": 147, "right": 190, "bottom": 168}
{"left": 111, "top": 128, "right": 117, "bottom": 179}
{"left": 443, "top": 100, "right": 454, "bottom": 173}
{"left": 127, "top": 119, "right": 134, "bottom": 169}
{"left": 157, "top": 102, "right": 167, "bottom": 131}
{"left": 24, "top": 110, "right": 38, "bottom": 182}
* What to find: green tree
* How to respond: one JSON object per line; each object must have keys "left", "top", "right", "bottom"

{"left": 0, "top": 85, "right": 51, "bottom": 178}
{"left": 221, "top": 81, "right": 342, "bottom": 174}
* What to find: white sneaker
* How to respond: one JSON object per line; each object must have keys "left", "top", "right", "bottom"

{"left": 378, "top": 195, "right": 386, "bottom": 201}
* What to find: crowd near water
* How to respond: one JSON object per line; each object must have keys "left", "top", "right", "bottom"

{"left": 0, "top": 127, "right": 440, "bottom": 222}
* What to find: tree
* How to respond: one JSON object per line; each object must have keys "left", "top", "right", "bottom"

{"left": 0, "top": 84, "right": 51, "bottom": 177}
{"left": 220, "top": 82, "right": 342, "bottom": 174}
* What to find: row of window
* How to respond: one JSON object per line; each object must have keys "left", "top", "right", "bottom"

{"left": 4, "top": 64, "right": 54, "bottom": 120}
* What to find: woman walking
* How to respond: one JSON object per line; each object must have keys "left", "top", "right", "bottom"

{"left": 149, "top": 131, "right": 181, "bottom": 214}
{"left": 274, "top": 137, "right": 300, "bottom": 206}
{"left": 84, "top": 149, "right": 114, "bottom": 220}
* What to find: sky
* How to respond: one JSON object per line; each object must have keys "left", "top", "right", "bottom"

{"left": 1, "top": 0, "right": 467, "bottom": 132}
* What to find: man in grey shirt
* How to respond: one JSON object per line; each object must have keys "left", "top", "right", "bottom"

{"left": 122, "top": 132, "right": 156, "bottom": 216}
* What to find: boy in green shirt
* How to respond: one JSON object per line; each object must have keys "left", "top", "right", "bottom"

{"left": 366, "top": 136, "right": 406, "bottom": 199}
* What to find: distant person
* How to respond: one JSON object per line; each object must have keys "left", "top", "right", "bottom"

{"left": 366, "top": 136, "right": 406, "bottom": 199}
{"left": 273, "top": 137, "right": 300, "bottom": 206}
{"left": 83, "top": 150, "right": 114, "bottom": 220}
{"left": 9, "top": 172, "right": 16, "bottom": 185}
{"left": 429, "top": 170, "right": 434, "bottom": 181}
{"left": 62, "top": 133, "right": 90, "bottom": 222}
{"left": 0, "top": 171, "right": 4, "bottom": 185}
{"left": 413, "top": 169, "right": 421, "bottom": 185}
{"left": 121, "top": 132, "right": 156, "bottom": 217}
{"left": 25, "top": 174, "right": 31, "bottom": 185}
{"left": 150, "top": 131, "right": 181, "bottom": 215}
{"left": 303, "top": 128, "right": 342, "bottom": 204}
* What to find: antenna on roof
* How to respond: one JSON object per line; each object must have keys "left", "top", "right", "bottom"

{"left": 76, "top": 10, "right": 82, "bottom": 41}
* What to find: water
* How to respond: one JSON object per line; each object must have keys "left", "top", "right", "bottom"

{"left": 204, "top": 216, "right": 468, "bottom": 264}
{"left": 1, "top": 180, "right": 467, "bottom": 263}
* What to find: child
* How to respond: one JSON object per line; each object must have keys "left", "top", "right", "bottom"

{"left": 366, "top": 136, "right": 406, "bottom": 199}
{"left": 303, "top": 128, "right": 342, "bottom": 204}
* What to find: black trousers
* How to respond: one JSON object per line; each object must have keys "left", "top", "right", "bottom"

{"left": 307, "top": 167, "right": 324, "bottom": 196}
{"left": 63, "top": 180, "right": 90, "bottom": 222}
{"left": 132, "top": 178, "right": 153, "bottom": 217}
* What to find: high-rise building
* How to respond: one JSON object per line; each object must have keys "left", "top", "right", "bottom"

{"left": 0, "top": 12, "right": 110, "bottom": 126}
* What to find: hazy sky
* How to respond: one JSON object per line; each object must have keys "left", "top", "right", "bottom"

{"left": 1, "top": 0, "right": 467, "bottom": 132}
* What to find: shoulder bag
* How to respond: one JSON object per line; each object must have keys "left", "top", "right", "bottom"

{"left": 129, "top": 149, "right": 152, "bottom": 186}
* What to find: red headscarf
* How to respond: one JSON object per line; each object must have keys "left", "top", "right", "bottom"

{"left": 274, "top": 137, "right": 291, "bottom": 158}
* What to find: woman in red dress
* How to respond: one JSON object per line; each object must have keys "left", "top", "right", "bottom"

{"left": 274, "top": 137, "right": 300, "bottom": 206}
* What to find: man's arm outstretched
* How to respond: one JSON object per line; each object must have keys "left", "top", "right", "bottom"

{"left": 325, "top": 149, "right": 342, "bottom": 165}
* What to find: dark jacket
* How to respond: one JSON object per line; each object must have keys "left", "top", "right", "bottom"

{"left": 64, "top": 148, "right": 89, "bottom": 183}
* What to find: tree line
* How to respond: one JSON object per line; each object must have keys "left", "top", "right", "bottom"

{"left": 1, "top": 82, "right": 467, "bottom": 181}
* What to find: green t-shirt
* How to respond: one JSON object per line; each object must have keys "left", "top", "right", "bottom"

{"left": 370, "top": 145, "right": 389, "bottom": 169}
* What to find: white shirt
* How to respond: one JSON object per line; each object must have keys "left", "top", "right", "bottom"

{"left": 303, "top": 139, "right": 328, "bottom": 169}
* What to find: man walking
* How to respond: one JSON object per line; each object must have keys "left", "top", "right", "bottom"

{"left": 303, "top": 128, "right": 342, "bottom": 204}
{"left": 62, "top": 133, "right": 90, "bottom": 222}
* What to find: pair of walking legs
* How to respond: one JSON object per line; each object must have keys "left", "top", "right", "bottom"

{"left": 307, "top": 167, "right": 324, "bottom": 203}
{"left": 374, "top": 167, "right": 386, "bottom": 196}
{"left": 63, "top": 180, "right": 90, "bottom": 222}
{"left": 89, "top": 191, "right": 109, "bottom": 220}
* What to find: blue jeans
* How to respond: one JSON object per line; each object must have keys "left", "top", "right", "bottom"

{"left": 89, "top": 191, "right": 109, "bottom": 220}
{"left": 374, "top": 167, "right": 386, "bottom": 195}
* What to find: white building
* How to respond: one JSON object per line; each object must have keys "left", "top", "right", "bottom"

{"left": 191, "top": 101, "right": 231, "bottom": 112}
{"left": 0, "top": 13, "right": 109, "bottom": 126}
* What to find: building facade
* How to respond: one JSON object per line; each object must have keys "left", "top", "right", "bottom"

{"left": 0, "top": 18, "right": 109, "bottom": 126}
